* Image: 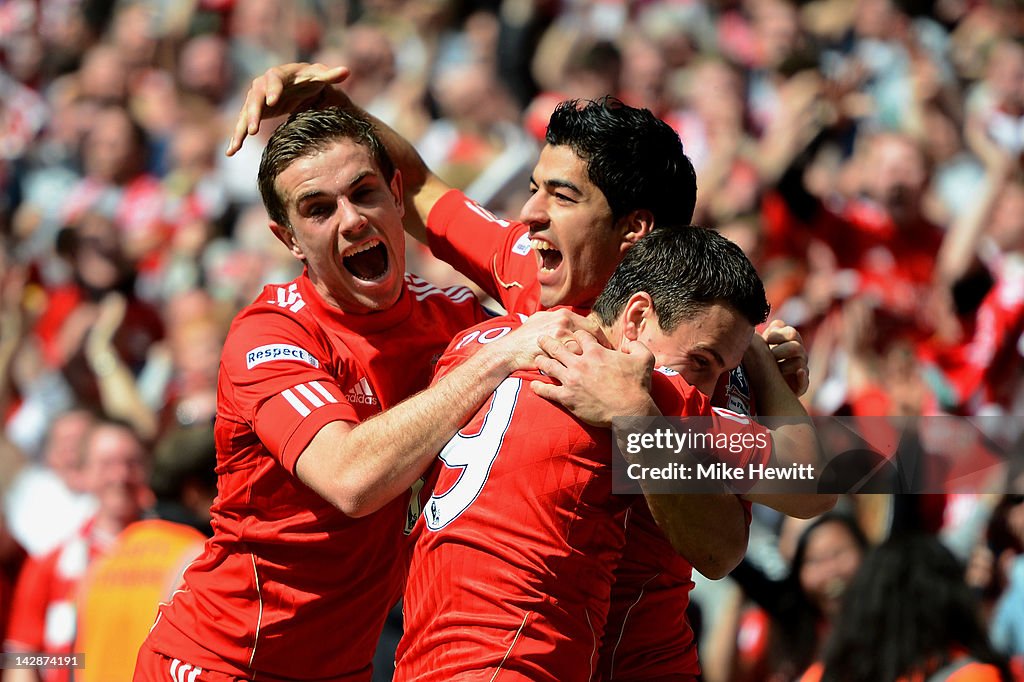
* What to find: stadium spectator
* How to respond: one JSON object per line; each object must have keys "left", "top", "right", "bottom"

{"left": 75, "top": 425, "right": 216, "bottom": 682}
{"left": 62, "top": 105, "right": 167, "bottom": 269}
{"left": 30, "top": 212, "right": 165, "bottom": 439}
{"left": 730, "top": 512, "right": 869, "bottom": 682}
{"left": 803, "top": 533, "right": 1014, "bottom": 682}
{"left": 926, "top": 151, "right": 1024, "bottom": 414}
{"left": 966, "top": 38, "right": 1024, "bottom": 168}
{"left": 176, "top": 33, "right": 235, "bottom": 113}
{"left": 4, "top": 420, "right": 150, "bottom": 682}
{"left": 3, "top": 409, "right": 96, "bottom": 558}
{"left": 977, "top": 494, "right": 1024, "bottom": 658}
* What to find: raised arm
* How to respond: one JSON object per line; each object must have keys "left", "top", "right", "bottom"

{"left": 935, "top": 150, "right": 1014, "bottom": 287}
{"left": 736, "top": 336, "right": 835, "bottom": 518}
{"left": 84, "top": 293, "right": 159, "bottom": 441}
{"left": 227, "top": 62, "right": 452, "bottom": 243}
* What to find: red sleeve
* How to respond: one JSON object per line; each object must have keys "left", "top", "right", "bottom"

{"left": 650, "top": 368, "right": 773, "bottom": 469}
{"left": 221, "top": 307, "right": 360, "bottom": 473}
{"left": 426, "top": 190, "right": 538, "bottom": 312}
{"left": 4, "top": 552, "right": 55, "bottom": 651}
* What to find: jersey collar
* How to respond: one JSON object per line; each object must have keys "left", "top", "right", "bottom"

{"left": 296, "top": 269, "right": 414, "bottom": 335}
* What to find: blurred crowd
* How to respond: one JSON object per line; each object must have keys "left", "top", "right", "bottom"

{"left": 1, "top": 0, "right": 1024, "bottom": 680}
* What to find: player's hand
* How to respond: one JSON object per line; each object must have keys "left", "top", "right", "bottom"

{"left": 227, "top": 63, "right": 351, "bottom": 156}
{"left": 760, "top": 319, "right": 808, "bottom": 397}
{"left": 488, "top": 308, "right": 606, "bottom": 372}
{"left": 531, "top": 331, "right": 656, "bottom": 428}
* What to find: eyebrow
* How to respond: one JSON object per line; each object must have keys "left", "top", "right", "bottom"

{"left": 694, "top": 344, "right": 725, "bottom": 369}
{"left": 296, "top": 189, "right": 327, "bottom": 206}
{"left": 294, "top": 170, "right": 377, "bottom": 206}
{"left": 529, "top": 175, "right": 583, "bottom": 196}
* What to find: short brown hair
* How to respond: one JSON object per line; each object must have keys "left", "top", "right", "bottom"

{"left": 257, "top": 107, "right": 396, "bottom": 227}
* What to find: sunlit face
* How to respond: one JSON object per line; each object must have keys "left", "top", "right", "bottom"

{"left": 799, "top": 521, "right": 864, "bottom": 617}
{"left": 85, "top": 108, "right": 139, "bottom": 183}
{"left": 272, "top": 139, "right": 406, "bottom": 313}
{"left": 44, "top": 411, "right": 94, "bottom": 490}
{"left": 637, "top": 302, "right": 754, "bottom": 397}
{"left": 82, "top": 425, "right": 148, "bottom": 523}
{"left": 520, "top": 144, "right": 636, "bottom": 309}
{"left": 863, "top": 135, "right": 926, "bottom": 215}
{"left": 990, "top": 181, "right": 1024, "bottom": 252}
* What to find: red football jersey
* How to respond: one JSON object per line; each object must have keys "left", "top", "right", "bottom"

{"left": 143, "top": 272, "right": 486, "bottom": 682}
{"left": 601, "top": 502, "right": 700, "bottom": 681}
{"left": 601, "top": 497, "right": 754, "bottom": 682}
{"left": 427, "top": 192, "right": 762, "bottom": 679}
{"left": 395, "top": 317, "right": 770, "bottom": 682}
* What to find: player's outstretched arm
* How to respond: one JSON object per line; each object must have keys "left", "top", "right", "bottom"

{"left": 295, "top": 310, "right": 602, "bottom": 517}
{"left": 226, "top": 62, "right": 452, "bottom": 244}
{"left": 740, "top": 336, "right": 836, "bottom": 518}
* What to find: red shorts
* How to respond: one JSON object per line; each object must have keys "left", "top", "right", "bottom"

{"left": 134, "top": 642, "right": 247, "bottom": 682}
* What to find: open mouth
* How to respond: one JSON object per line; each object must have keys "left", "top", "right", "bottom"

{"left": 531, "top": 238, "right": 563, "bottom": 272}
{"left": 342, "top": 239, "right": 390, "bottom": 281}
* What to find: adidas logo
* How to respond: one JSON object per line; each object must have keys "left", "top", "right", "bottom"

{"left": 346, "top": 377, "right": 378, "bottom": 406}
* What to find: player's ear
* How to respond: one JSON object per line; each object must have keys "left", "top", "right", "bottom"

{"left": 617, "top": 209, "right": 655, "bottom": 252}
{"left": 270, "top": 222, "right": 305, "bottom": 261}
{"left": 619, "top": 292, "right": 654, "bottom": 344}
{"left": 389, "top": 169, "right": 405, "bottom": 217}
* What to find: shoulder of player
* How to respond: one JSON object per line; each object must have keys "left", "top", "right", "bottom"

{"left": 226, "top": 296, "right": 321, "bottom": 343}
{"left": 403, "top": 272, "right": 492, "bottom": 330}
{"left": 435, "top": 190, "right": 527, "bottom": 233}
{"left": 446, "top": 314, "right": 523, "bottom": 353}
{"left": 403, "top": 273, "right": 478, "bottom": 307}
{"left": 438, "top": 192, "right": 534, "bottom": 262}
{"left": 433, "top": 314, "right": 524, "bottom": 380}
{"left": 222, "top": 289, "right": 333, "bottom": 373}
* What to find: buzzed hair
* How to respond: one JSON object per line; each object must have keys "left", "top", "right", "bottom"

{"left": 593, "top": 226, "right": 769, "bottom": 330}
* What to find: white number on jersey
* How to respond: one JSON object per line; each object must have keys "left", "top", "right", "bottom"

{"left": 425, "top": 378, "right": 522, "bottom": 531}
{"left": 711, "top": 406, "right": 751, "bottom": 425}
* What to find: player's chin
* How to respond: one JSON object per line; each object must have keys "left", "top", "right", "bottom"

{"left": 536, "top": 269, "right": 568, "bottom": 308}
{"left": 537, "top": 282, "right": 567, "bottom": 309}
{"left": 344, "top": 274, "right": 404, "bottom": 312}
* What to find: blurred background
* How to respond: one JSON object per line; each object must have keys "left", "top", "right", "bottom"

{"left": 0, "top": 0, "right": 1023, "bottom": 680}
